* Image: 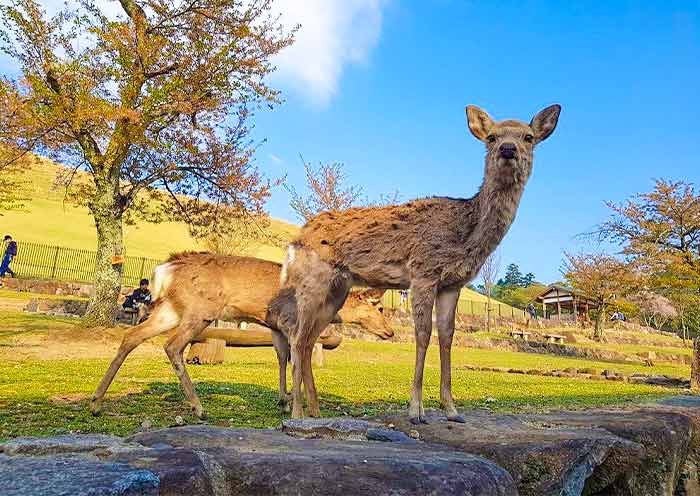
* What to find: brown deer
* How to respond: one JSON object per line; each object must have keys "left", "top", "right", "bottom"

{"left": 90, "top": 252, "right": 392, "bottom": 419}
{"left": 280, "top": 104, "right": 561, "bottom": 423}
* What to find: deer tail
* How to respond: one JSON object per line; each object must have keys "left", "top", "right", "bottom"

{"left": 151, "top": 262, "right": 175, "bottom": 301}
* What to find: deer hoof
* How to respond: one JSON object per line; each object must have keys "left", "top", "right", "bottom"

{"left": 410, "top": 415, "right": 428, "bottom": 425}
{"left": 89, "top": 401, "right": 102, "bottom": 416}
{"left": 192, "top": 406, "right": 207, "bottom": 420}
{"left": 308, "top": 406, "right": 321, "bottom": 418}
{"left": 447, "top": 414, "right": 466, "bottom": 424}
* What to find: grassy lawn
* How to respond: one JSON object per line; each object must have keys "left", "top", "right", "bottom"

{"left": 0, "top": 311, "right": 682, "bottom": 440}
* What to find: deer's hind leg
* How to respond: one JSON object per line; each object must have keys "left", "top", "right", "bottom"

{"left": 409, "top": 281, "right": 437, "bottom": 424}
{"left": 91, "top": 301, "right": 180, "bottom": 415}
{"left": 163, "top": 316, "right": 213, "bottom": 419}
{"left": 271, "top": 329, "right": 291, "bottom": 413}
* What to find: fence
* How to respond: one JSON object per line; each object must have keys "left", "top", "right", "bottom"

{"left": 6, "top": 241, "right": 163, "bottom": 287}
{"left": 382, "top": 289, "right": 528, "bottom": 320}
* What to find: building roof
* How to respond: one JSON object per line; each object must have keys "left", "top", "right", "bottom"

{"left": 534, "top": 285, "right": 598, "bottom": 306}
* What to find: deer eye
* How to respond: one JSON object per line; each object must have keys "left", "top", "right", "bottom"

{"left": 524, "top": 134, "right": 534, "bottom": 143}
{"left": 487, "top": 135, "right": 497, "bottom": 143}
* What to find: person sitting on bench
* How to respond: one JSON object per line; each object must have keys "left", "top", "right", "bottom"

{"left": 123, "top": 278, "right": 152, "bottom": 312}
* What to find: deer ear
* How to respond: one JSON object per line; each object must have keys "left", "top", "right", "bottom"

{"left": 530, "top": 104, "right": 561, "bottom": 143}
{"left": 466, "top": 105, "right": 495, "bottom": 142}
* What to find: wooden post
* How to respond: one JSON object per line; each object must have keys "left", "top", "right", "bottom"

{"left": 691, "top": 337, "right": 700, "bottom": 393}
{"left": 556, "top": 288, "right": 562, "bottom": 321}
{"left": 573, "top": 297, "right": 578, "bottom": 324}
{"left": 542, "top": 301, "right": 547, "bottom": 320}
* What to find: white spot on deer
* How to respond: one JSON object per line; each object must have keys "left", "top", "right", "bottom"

{"left": 280, "top": 245, "right": 296, "bottom": 285}
{"left": 151, "top": 262, "right": 175, "bottom": 301}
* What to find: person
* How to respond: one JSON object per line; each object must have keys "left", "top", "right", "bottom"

{"left": 0, "top": 235, "right": 17, "bottom": 278}
{"left": 123, "top": 278, "right": 152, "bottom": 311}
{"left": 526, "top": 303, "right": 537, "bottom": 320}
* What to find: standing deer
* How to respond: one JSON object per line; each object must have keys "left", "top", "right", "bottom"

{"left": 90, "top": 253, "right": 392, "bottom": 419}
{"left": 280, "top": 104, "right": 561, "bottom": 423}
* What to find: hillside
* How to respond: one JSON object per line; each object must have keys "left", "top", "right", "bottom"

{"left": 2, "top": 159, "right": 298, "bottom": 262}
{"left": 2, "top": 158, "right": 520, "bottom": 310}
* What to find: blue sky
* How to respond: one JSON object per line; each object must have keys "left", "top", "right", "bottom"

{"left": 2, "top": 1, "right": 698, "bottom": 283}
{"left": 253, "top": 0, "right": 700, "bottom": 283}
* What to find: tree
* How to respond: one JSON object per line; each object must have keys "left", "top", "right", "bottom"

{"left": 563, "top": 253, "right": 637, "bottom": 340}
{"left": 630, "top": 290, "right": 677, "bottom": 330}
{"left": 522, "top": 272, "right": 535, "bottom": 287}
{"left": 287, "top": 159, "right": 364, "bottom": 222}
{"left": 0, "top": 0, "right": 294, "bottom": 325}
{"left": 499, "top": 263, "right": 524, "bottom": 287}
{"left": 479, "top": 250, "right": 501, "bottom": 332}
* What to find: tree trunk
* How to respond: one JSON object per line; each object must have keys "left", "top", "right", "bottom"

{"left": 593, "top": 302, "right": 605, "bottom": 341}
{"left": 691, "top": 337, "right": 700, "bottom": 393}
{"left": 83, "top": 178, "right": 124, "bottom": 327}
{"left": 486, "top": 293, "right": 491, "bottom": 333}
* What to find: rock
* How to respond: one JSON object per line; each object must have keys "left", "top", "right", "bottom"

{"left": 0, "top": 454, "right": 160, "bottom": 496}
{"left": 408, "top": 429, "right": 420, "bottom": 439}
{"left": 380, "top": 406, "right": 699, "bottom": 496}
{"left": 129, "top": 426, "right": 515, "bottom": 495}
{"left": 140, "top": 420, "right": 153, "bottom": 430}
{"left": 282, "top": 418, "right": 382, "bottom": 440}
{"left": 366, "top": 428, "right": 416, "bottom": 443}
{"left": 0, "top": 434, "right": 134, "bottom": 456}
{"left": 0, "top": 426, "right": 517, "bottom": 496}
{"left": 174, "top": 416, "right": 185, "bottom": 426}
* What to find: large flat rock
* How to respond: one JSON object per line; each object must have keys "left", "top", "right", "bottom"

{"left": 3, "top": 396, "right": 700, "bottom": 495}
{"left": 0, "top": 426, "right": 515, "bottom": 496}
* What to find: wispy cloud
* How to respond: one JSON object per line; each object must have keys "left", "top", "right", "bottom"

{"left": 268, "top": 153, "right": 283, "bottom": 164}
{"left": 271, "top": 0, "right": 386, "bottom": 106}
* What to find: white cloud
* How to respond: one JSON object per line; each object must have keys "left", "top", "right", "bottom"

{"left": 270, "top": 0, "right": 386, "bottom": 106}
{"left": 268, "top": 153, "right": 283, "bottom": 164}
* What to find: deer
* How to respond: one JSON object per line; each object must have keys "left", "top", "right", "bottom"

{"left": 279, "top": 104, "right": 561, "bottom": 423}
{"left": 90, "top": 252, "right": 392, "bottom": 419}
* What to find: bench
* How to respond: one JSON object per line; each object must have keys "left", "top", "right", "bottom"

{"left": 510, "top": 330, "right": 531, "bottom": 341}
{"left": 122, "top": 307, "right": 139, "bottom": 325}
{"left": 544, "top": 334, "right": 566, "bottom": 344}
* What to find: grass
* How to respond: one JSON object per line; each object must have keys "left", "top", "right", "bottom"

{"left": 0, "top": 289, "right": 87, "bottom": 301}
{"left": 0, "top": 310, "right": 682, "bottom": 440}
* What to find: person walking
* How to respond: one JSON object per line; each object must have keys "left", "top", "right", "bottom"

{"left": 0, "top": 235, "right": 17, "bottom": 278}
{"left": 527, "top": 303, "right": 537, "bottom": 320}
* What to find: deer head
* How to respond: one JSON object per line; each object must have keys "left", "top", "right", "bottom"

{"left": 336, "top": 288, "right": 394, "bottom": 339}
{"left": 467, "top": 104, "right": 561, "bottom": 187}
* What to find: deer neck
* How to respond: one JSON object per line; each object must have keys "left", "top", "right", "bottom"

{"left": 470, "top": 171, "right": 528, "bottom": 253}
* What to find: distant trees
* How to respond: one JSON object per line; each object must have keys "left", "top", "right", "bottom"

{"left": 563, "top": 253, "right": 637, "bottom": 340}
{"left": 489, "top": 262, "right": 542, "bottom": 310}
{"left": 597, "top": 179, "right": 700, "bottom": 338}
{"left": 0, "top": 0, "right": 293, "bottom": 326}
{"left": 630, "top": 291, "right": 678, "bottom": 330}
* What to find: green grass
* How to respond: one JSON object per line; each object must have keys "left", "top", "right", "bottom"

{"left": 0, "top": 311, "right": 680, "bottom": 440}
{"left": 0, "top": 289, "right": 87, "bottom": 301}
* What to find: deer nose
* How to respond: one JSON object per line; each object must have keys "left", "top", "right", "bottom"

{"left": 499, "top": 143, "right": 517, "bottom": 159}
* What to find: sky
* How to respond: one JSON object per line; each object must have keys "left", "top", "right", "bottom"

{"left": 2, "top": 1, "right": 699, "bottom": 283}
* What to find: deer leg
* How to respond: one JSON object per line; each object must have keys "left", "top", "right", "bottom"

{"left": 436, "top": 286, "right": 464, "bottom": 423}
{"left": 409, "top": 282, "right": 437, "bottom": 424}
{"left": 91, "top": 303, "right": 179, "bottom": 415}
{"left": 290, "top": 337, "right": 305, "bottom": 418}
{"left": 271, "top": 329, "right": 291, "bottom": 413}
{"left": 302, "top": 341, "right": 321, "bottom": 417}
{"left": 163, "top": 318, "right": 212, "bottom": 419}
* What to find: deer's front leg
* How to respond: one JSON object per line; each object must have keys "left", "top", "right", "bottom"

{"left": 436, "top": 285, "right": 465, "bottom": 423}
{"left": 409, "top": 282, "right": 437, "bottom": 425}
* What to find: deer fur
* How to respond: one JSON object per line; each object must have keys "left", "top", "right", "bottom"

{"left": 90, "top": 252, "right": 392, "bottom": 419}
{"left": 280, "top": 104, "right": 561, "bottom": 422}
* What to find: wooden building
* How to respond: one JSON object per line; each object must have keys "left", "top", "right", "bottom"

{"left": 534, "top": 285, "right": 598, "bottom": 322}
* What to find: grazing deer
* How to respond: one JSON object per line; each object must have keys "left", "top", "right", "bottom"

{"left": 280, "top": 104, "right": 561, "bottom": 423}
{"left": 90, "top": 252, "right": 392, "bottom": 419}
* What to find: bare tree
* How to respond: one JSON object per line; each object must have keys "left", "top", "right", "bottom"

{"left": 287, "top": 160, "right": 364, "bottom": 222}
{"left": 479, "top": 250, "right": 501, "bottom": 332}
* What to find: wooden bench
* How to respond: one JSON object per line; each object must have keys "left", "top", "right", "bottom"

{"left": 122, "top": 307, "right": 139, "bottom": 325}
{"left": 510, "top": 330, "right": 531, "bottom": 341}
{"left": 544, "top": 334, "right": 566, "bottom": 344}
